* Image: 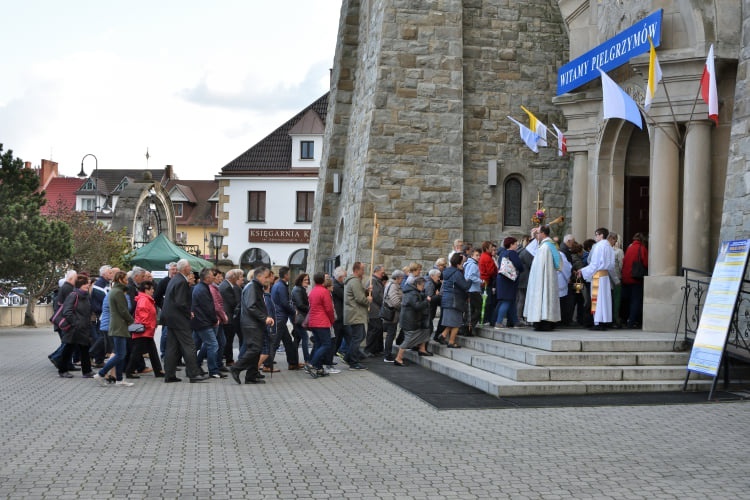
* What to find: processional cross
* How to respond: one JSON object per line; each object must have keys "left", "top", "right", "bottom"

{"left": 534, "top": 191, "right": 543, "bottom": 211}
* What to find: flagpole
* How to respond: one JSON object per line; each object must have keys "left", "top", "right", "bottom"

{"left": 636, "top": 102, "right": 683, "bottom": 149}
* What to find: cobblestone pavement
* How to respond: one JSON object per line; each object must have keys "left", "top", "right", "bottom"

{"left": 1, "top": 326, "right": 749, "bottom": 499}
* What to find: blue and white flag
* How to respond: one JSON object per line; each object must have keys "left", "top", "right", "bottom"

{"left": 598, "top": 69, "right": 642, "bottom": 129}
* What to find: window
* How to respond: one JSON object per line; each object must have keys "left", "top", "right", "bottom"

{"left": 296, "top": 191, "right": 314, "bottom": 222}
{"left": 83, "top": 178, "right": 96, "bottom": 190}
{"left": 82, "top": 198, "right": 95, "bottom": 211}
{"left": 300, "top": 141, "right": 314, "bottom": 160}
{"left": 173, "top": 202, "right": 183, "bottom": 218}
{"left": 248, "top": 191, "right": 266, "bottom": 222}
{"left": 240, "top": 247, "right": 271, "bottom": 271}
{"left": 214, "top": 202, "right": 219, "bottom": 219}
{"left": 503, "top": 178, "right": 522, "bottom": 226}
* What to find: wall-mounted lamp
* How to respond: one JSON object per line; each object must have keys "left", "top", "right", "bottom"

{"left": 488, "top": 159, "right": 498, "bottom": 187}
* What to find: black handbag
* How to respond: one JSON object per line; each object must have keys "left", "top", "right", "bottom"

{"left": 631, "top": 247, "right": 647, "bottom": 279}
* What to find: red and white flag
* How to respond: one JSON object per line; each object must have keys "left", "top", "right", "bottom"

{"left": 700, "top": 44, "right": 719, "bottom": 125}
{"left": 552, "top": 124, "right": 567, "bottom": 157}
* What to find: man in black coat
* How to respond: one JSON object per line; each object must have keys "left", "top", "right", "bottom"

{"left": 219, "top": 268, "right": 243, "bottom": 366}
{"left": 162, "top": 259, "right": 207, "bottom": 383}
{"left": 155, "top": 262, "right": 177, "bottom": 359}
{"left": 266, "top": 266, "right": 300, "bottom": 371}
{"left": 230, "top": 266, "right": 274, "bottom": 385}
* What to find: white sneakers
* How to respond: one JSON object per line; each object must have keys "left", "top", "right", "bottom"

{"left": 93, "top": 373, "right": 108, "bottom": 387}
{"left": 115, "top": 380, "right": 134, "bottom": 387}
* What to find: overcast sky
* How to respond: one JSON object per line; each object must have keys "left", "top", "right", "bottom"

{"left": 1, "top": 0, "right": 341, "bottom": 180}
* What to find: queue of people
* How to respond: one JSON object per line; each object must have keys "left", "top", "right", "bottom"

{"left": 47, "top": 229, "right": 648, "bottom": 383}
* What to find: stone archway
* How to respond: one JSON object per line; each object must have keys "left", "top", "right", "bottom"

{"left": 109, "top": 174, "right": 176, "bottom": 248}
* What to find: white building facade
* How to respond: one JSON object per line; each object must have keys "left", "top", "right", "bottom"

{"left": 217, "top": 94, "right": 328, "bottom": 276}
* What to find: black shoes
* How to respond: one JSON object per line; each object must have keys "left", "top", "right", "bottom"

{"left": 164, "top": 377, "right": 182, "bottom": 383}
{"left": 229, "top": 369, "right": 241, "bottom": 385}
{"left": 189, "top": 374, "right": 209, "bottom": 383}
{"left": 245, "top": 378, "right": 266, "bottom": 384}
{"left": 417, "top": 351, "right": 434, "bottom": 357}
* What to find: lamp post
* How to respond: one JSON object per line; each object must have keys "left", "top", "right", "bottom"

{"left": 210, "top": 232, "right": 224, "bottom": 264}
{"left": 77, "top": 154, "right": 99, "bottom": 223}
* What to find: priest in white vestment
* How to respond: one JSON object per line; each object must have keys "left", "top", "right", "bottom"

{"left": 579, "top": 227, "right": 616, "bottom": 330}
{"left": 524, "top": 226, "right": 561, "bottom": 331}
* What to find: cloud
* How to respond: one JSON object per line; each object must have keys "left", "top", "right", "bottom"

{"left": 178, "top": 59, "right": 331, "bottom": 112}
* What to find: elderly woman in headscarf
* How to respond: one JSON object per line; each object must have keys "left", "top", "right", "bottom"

{"left": 393, "top": 277, "right": 432, "bottom": 366}
{"left": 382, "top": 269, "right": 405, "bottom": 362}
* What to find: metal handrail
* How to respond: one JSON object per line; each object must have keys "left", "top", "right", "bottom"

{"left": 675, "top": 266, "right": 750, "bottom": 360}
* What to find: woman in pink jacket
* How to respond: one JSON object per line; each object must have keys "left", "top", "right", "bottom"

{"left": 304, "top": 272, "right": 335, "bottom": 379}
{"left": 125, "top": 281, "right": 164, "bottom": 377}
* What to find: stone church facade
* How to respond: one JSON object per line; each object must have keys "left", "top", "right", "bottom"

{"left": 309, "top": 0, "right": 750, "bottom": 332}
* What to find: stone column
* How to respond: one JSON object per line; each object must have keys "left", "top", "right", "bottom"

{"left": 571, "top": 151, "right": 588, "bottom": 240}
{"left": 682, "top": 121, "right": 712, "bottom": 271}
{"left": 649, "top": 124, "right": 680, "bottom": 276}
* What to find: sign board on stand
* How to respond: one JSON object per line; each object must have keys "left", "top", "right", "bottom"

{"left": 685, "top": 239, "right": 750, "bottom": 398}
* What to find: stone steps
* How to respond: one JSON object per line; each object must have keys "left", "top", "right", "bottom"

{"left": 401, "top": 326, "right": 721, "bottom": 397}
{"left": 402, "top": 351, "right": 714, "bottom": 397}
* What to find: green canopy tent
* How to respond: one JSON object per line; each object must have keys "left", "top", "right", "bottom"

{"left": 130, "top": 233, "right": 214, "bottom": 272}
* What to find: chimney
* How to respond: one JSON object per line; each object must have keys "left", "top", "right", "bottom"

{"left": 164, "top": 164, "right": 173, "bottom": 181}
{"left": 24, "top": 161, "right": 32, "bottom": 169}
{"left": 39, "top": 159, "right": 59, "bottom": 189}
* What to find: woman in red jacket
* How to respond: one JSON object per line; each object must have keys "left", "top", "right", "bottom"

{"left": 479, "top": 241, "right": 499, "bottom": 325}
{"left": 125, "top": 281, "right": 164, "bottom": 377}
{"left": 621, "top": 233, "right": 648, "bottom": 329}
{"left": 305, "top": 272, "right": 336, "bottom": 379}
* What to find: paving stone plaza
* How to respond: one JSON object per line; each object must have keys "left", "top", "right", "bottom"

{"left": 1, "top": 326, "right": 749, "bottom": 499}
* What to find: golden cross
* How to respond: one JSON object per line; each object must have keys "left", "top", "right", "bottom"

{"left": 534, "top": 191, "right": 543, "bottom": 211}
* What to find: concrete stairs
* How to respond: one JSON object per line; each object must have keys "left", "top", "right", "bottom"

{"left": 401, "top": 325, "right": 717, "bottom": 397}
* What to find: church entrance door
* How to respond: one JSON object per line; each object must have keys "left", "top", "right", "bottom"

{"left": 624, "top": 176, "right": 649, "bottom": 244}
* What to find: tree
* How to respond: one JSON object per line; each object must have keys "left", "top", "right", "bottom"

{"left": 47, "top": 199, "right": 132, "bottom": 274}
{"left": 0, "top": 144, "right": 73, "bottom": 325}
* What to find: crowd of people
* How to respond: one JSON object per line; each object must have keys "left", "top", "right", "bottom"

{"left": 46, "top": 228, "right": 649, "bottom": 383}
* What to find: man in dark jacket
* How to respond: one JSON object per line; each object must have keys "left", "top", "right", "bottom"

{"left": 332, "top": 267, "right": 346, "bottom": 356}
{"left": 219, "top": 268, "right": 242, "bottom": 366}
{"left": 231, "top": 266, "right": 275, "bottom": 384}
{"left": 191, "top": 268, "right": 223, "bottom": 378}
{"left": 364, "top": 265, "right": 385, "bottom": 357}
{"left": 267, "top": 267, "right": 301, "bottom": 371}
{"left": 155, "top": 262, "right": 177, "bottom": 359}
{"left": 162, "top": 259, "right": 207, "bottom": 383}
{"left": 89, "top": 265, "right": 113, "bottom": 366}
{"left": 49, "top": 270, "right": 78, "bottom": 370}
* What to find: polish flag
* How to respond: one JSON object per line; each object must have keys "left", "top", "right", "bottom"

{"left": 700, "top": 44, "right": 719, "bottom": 125}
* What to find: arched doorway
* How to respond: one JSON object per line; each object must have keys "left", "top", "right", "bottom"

{"left": 240, "top": 247, "right": 271, "bottom": 273}
{"left": 622, "top": 127, "right": 650, "bottom": 244}
{"left": 288, "top": 248, "right": 308, "bottom": 283}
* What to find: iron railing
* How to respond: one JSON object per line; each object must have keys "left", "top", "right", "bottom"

{"left": 675, "top": 267, "right": 750, "bottom": 361}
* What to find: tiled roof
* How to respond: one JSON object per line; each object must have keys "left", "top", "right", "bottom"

{"left": 77, "top": 168, "right": 175, "bottom": 195}
{"left": 169, "top": 180, "right": 218, "bottom": 226}
{"left": 40, "top": 177, "right": 84, "bottom": 215}
{"left": 221, "top": 92, "right": 329, "bottom": 173}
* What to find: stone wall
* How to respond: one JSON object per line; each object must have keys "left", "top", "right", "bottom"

{"left": 310, "top": 0, "right": 571, "bottom": 272}
{"left": 720, "top": 0, "right": 750, "bottom": 250}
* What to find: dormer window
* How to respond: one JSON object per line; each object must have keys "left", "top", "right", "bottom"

{"left": 83, "top": 178, "right": 96, "bottom": 190}
{"left": 300, "top": 141, "right": 314, "bottom": 160}
{"left": 115, "top": 178, "right": 130, "bottom": 192}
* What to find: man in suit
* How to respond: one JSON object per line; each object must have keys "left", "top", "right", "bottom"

{"left": 230, "top": 266, "right": 275, "bottom": 385}
{"left": 161, "top": 259, "right": 208, "bottom": 383}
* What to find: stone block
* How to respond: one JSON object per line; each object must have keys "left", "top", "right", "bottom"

{"left": 643, "top": 276, "right": 684, "bottom": 333}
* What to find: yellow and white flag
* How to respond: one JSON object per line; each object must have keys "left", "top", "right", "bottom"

{"left": 520, "top": 106, "right": 547, "bottom": 147}
{"left": 644, "top": 37, "right": 662, "bottom": 111}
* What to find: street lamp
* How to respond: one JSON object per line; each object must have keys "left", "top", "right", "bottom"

{"left": 78, "top": 154, "right": 99, "bottom": 223}
{"left": 210, "top": 232, "right": 224, "bottom": 264}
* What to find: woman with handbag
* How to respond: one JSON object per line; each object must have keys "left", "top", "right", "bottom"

{"left": 495, "top": 237, "right": 525, "bottom": 328}
{"left": 125, "top": 280, "right": 164, "bottom": 378}
{"left": 291, "top": 273, "right": 312, "bottom": 364}
{"left": 57, "top": 274, "right": 94, "bottom": 379}
{"left": 622, "top": 233, "right": 648, "bottom": 329}
{"left": 436, "top": 252, "right": 470, "bottom": 348}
